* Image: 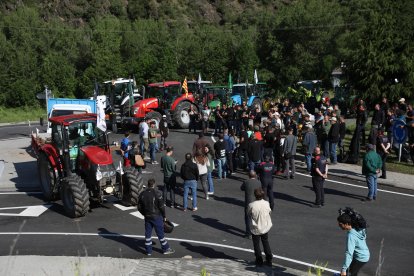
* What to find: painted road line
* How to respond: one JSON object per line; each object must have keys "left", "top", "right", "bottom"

{"left": 296, "top": 172, "right": 414, "bottom": 198}
{"left": 129, "top": 211, "right": 144, "bottom": 219}
{"left": 0, "top": 232, "right": 339, "bottom": 273}
{"left": 0, "top": 192, "right": 43, "bottom": 195}
{"left": 0, "top": 160, "right": 4, "bottom": 178}
{"left": 0, "top": 204, "right": 52, "bottom": 217}
{"left": 113, "top": 204, "right": 136, "bottom": 211}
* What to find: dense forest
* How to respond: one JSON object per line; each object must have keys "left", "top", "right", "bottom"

{"left": 0, "top": 0, "right": 413, "bottom": 108}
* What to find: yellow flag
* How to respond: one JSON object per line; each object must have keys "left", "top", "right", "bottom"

{"left": 182, "top": 77, "right": 188, "bottom": 98}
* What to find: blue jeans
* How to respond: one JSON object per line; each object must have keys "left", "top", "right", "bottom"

{"left": 144, "top": 216, "right": 170, "bottom": 254}
{"left": 207, "top": 171, "right": 214, "bottom": 193}
{"left": 305, "top": 153, "right": 312, "bottom": 172}
{"left": 149, "top": 142, "right": 156, "bottom": 162}
{"left": 248, "top": 160, "right": 261, "bottom": 172}
{"left": 366, "top": 174, "right": 378, "bottom": 199}
{"left": 217, "top": 158, "right": 227, "bottom": 179}
{"left": 329, "top": 142, "right": 337, "bottom": 164}
{"left": 183, "top": 180, "right": 197, "bottom": 209}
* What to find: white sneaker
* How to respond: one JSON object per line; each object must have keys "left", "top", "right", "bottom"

{"left": 144, "top": 155, "right": 150, "bottom": 160}
{"left": 207, "top": 192, "right": 214, "bottom": 195}
{"left": 206, "top": 195, "right": 209, "bottom": 200}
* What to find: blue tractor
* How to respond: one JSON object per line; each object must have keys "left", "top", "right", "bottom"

{"left": 230, "top": 83, "right": 264, "bottom": 112}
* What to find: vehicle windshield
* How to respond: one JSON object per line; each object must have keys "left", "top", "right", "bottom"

{"left": 68, "top": 121, "right": 106, "bottom": 148}
{"left": 147, "top": 84, "right": 181, "bottom": 107}
{"left": 232, "top": 85, "right": 253, "bottom": 96}
{"left": 51, "top": 110, "right": 87, "bottom": 117}
{"left": 102, "top": 82, "right": 133, "bottom": 105}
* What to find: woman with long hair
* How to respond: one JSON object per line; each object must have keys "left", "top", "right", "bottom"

{"left": 337, "top": 208, "right": 370, "bottom": 276}
{"left": 194, "top": 150, "right": 210, "bottom": 200}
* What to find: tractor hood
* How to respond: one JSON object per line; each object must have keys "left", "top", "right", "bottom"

{"left": 81, "top": 146, "right": 113, "bottom": 166}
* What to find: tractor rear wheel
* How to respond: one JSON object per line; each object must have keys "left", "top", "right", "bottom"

{"left": 122, "top": 167, "right": 144, "bottom": 206}
{"left": 61, "top": 174, "right": 90, "bottom": 218}
{"left": 146, "top": 111, "right": 162, "bottom": 129}
{"left": 173, "top": 101, "right": 192, "bottom": 129}
{"left": 38, "top": 153, "right": 59, "bottom": 201}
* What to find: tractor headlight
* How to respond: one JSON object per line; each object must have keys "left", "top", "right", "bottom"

{"left": 102, "top": 170, "right": 116, "bottom": 178}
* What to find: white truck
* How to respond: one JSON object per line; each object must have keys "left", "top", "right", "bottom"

{"left": 45, "top": 98, "right": 97, "bottom": 133}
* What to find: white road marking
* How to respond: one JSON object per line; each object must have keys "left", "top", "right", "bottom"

{"left": 0, "top": 192, "right": 43, "bottom": 195}
{"left": 129, "top": 211, "right": 144, "bottom": 219}
{"left": 0, "top": 204, "right": 52, "bottom": 217}
{"left": 113, "top": 204, "right": 136, "bottom": 211}
{"left": 0, "top": 232, "right": 338, "bottom": 273}
{"left": 296, "top": 172, "right": 414, "bottom": 198}
{"left": 211, "top": 135, "right": 216, "bottom": 143}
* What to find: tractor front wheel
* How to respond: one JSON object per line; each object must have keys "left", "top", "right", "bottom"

{"left": 122, "top": 167, "right": 144, "bottom": 206}
{"left": 61, "top": 174, "right": 90, "bottom": 218}
{"left": 173, "top": 101, "right": 192, "bottom": 129}
{"left": 38, "top": 153, "right": 59, "bottom": 201}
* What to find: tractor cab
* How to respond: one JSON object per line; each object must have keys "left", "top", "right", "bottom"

{"left": 146, "top": 81, "right": 181, "bottom": 109}
{"left": 204, "top": 86, "right": 229, "bottom": 108}
{"left": 49, "top": 114, "right": 112, "bottom": 176}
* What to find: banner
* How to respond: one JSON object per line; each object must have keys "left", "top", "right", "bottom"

{"left": 97, "top": 98, "right": 107, "bottom": 132}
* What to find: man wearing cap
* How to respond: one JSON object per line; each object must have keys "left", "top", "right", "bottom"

{"left": 362, "top": 144, "right": 382, "bottom": 201}
{"left": 399, "top": 98, "right": 407, "bottom": 112}
{"left": 159, "top": 115, "right": 169, "bottom": 151}
{"left": 328, "top": 116, "right": 340, "bottom": 164}
{"left": 303, "top": 125, "right": 317, "bottom": 172}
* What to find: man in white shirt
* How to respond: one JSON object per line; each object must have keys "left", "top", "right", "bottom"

{"left": 139, "top": 118, "right": 150, "bottom": 160}
{"left": 247, "top": 188, "right": 273, "bottom": 267}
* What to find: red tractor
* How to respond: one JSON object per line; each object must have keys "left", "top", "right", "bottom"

{"left": 131, "top": 81, "right": 198, "bottom": 129}
{"left": 31, "top": 114, "right": 144, "bottom": 218}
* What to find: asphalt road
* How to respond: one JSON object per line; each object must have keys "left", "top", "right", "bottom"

{"left": 0, "top": 125, "right": 413, "bottom": 275}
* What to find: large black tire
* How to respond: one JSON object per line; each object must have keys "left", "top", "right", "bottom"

{"left": 60, "top": 174, "right": 90, "bottom": 218}
{"left": 37, "top": 153, "right": 59, "bottom": 201}
{"left": 146, "top": 111, "right": 162, "bottom": 129}
{"left": 251, "top": 98, "right": 262, "bottom": 113}
{"left": 173, "top": 101, "right": 192, "bottom": 129}
{"left": 122, "top": 167, "right": 144, "bottom": 206}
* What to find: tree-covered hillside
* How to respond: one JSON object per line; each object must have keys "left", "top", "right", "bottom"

{"left": 0, "top": 0, "right": 412, "bottom": 107}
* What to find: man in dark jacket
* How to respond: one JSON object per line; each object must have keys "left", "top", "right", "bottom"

{"left": 311, "top": 147, "right": 328, "bottom": 208}
{"left": 159, "top": 115, "right": 169, "bottom": 151}
{"left": 214, "top": 134, "right": 227, "bottom": 179}
{"left": 180, "top": 153, "right": 199, "bottom": 211}
{"left": 283, "top": 128, "right": 297, "bottom": 179}
{"left": 328, "top": 117, "right": 340, "bottom": 164}
{"left": 356, "top": 101, "right": 368, "bottom": 145}
{"left": 247, "top": 135, "right": 263, "bottom": 172}
{"left": 371, "top": 104, "right": 385, "bottom": 128}
{"left": 256, "top": 155, "right": 276, "bottom": 210}
{"left": 138, "top": 178, "right": 175, "bottom": 256}
{"left": 240, "top": 171, "right": 262, "bottom": 239}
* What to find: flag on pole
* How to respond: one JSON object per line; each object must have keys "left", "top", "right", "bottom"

{"left": 254, "top": 69, "right": 258, "bottom": 84}
{"left": 97, "top": 98, "right": 107, "bottom": 132}
{"left": 182, "top": 77, "right": 188, "bottom": 98}
{"left": 93, "top": 79, "right": 99, "bottom": 100}
{"left": 228, "top": 73, "right": 233, "bottom": 89}
{"left": 197, "top": 73, "right": 202, "bottom": 85}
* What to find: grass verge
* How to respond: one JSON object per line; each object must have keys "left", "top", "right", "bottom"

{"left": 0, "top": 106, "right": 45, "bottom": 124}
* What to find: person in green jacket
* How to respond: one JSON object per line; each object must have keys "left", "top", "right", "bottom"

{"left": 362, "top": 144, "right": 382, "bottom": 201}
{"left": 160, "top": 146, "right": 177, "bottom": 208}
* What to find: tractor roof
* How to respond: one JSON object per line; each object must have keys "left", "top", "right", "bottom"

{"left": 188, "top": 80, "right": 212, "bottom": 84}
{"left": 103, "top": 78, "right": 134, "bottom": 85}
{"left": 148, "top": 81, "right": 181, "bottom": 87}
{"left": 49, "top": 113, "right": 97, "bottom": 126}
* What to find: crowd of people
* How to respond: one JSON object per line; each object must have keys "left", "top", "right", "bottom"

{"left": 119, "top": 96, "right": 413, "bottom": 274}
